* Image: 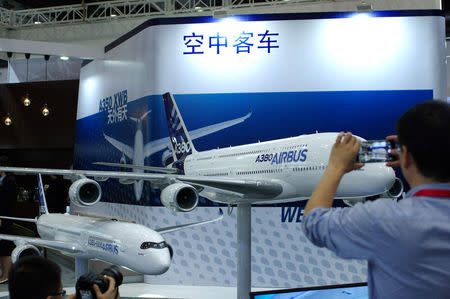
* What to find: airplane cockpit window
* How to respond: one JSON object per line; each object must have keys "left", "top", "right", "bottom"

{"left": 140, "top": 241, "right": 168, "bottom": 250}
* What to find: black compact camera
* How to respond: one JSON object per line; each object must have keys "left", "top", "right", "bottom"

{"left": 75, "top": 265, "right": 123, "bottom": 299}
{"left": 357, "top": 140, "right": 399, "bottom": 163}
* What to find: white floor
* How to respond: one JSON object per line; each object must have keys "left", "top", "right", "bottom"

{"left": 1, "top": 283, "right": 274, "bottom": 299}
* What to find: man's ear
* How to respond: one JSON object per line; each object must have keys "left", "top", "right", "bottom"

{"left": 400, "top": 145, "right": 413, "bottom": 169}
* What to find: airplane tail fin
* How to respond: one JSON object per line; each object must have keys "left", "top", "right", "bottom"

{"left": 162, "top": 93, "right": 197, "bottom": 171}
{"left": 37, "top": 174, "right": 49, "bottom": 216}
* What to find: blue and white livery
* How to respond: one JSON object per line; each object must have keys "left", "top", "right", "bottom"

{"left": 0, "top": 174, "right": 223, "bottom": 275}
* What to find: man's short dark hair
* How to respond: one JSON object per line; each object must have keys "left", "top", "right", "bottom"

{"left": 396, "top": 100, "right": 450, "bottom": 182}
{"left": 8, "top": 256, "right": 62, "bottom": 299}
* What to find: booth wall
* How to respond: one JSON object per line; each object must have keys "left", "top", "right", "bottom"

{"left": 72, "top": 11, "right": 446, "bottom": 288}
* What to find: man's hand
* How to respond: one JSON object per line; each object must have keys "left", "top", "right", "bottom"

{"left": 303, "top": 132, "right": 363, "bottom": 216}
{"left": 386, "top": 135, "right": 400, "bottom": 167}
{"left": 328, "top": 132, "right": 364, "bottom": 174}
{"left": 93, "top": 276, "right": 120, "bottom": 299}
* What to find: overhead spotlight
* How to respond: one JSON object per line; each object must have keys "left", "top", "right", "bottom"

{"left": 213, "top": 10, "right": 228, "bottom": 18}
{"left": 357, "top": 2, "right": 372, "bottom": 13}
{"left": 4, "top": 115, "right": 12, "bottom": 126}
{"left": 41, "top": 104, "right": 50, "bottom": 117}
{"left": 22, "top": 53, "right": 32, "bottom": 107}
{"left": 60, "top": 56, "right": 69, "bottom": 61}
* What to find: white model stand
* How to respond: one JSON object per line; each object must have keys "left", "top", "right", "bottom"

{"left": 76, "top": 257, "right": 89, "bottom": 279}
{"left": 237, "top": 204, "right": 251, "bottom": 299}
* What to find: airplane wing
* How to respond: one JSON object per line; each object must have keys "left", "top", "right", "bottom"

{"left": 0, "top": 167, "right": 283, "bottom": 203}
{"left": 156, "top": 208, "right": 224, "bottom": 234}
{"left": 93, "top": 162, "right": 178, "bottom": 174}
{"left": 0, "top": 234, "right": 85, "bottom": 254}
{"left": 103, "top": 133, "right": 134, "bottom": 159}
{"left": 143, "top": 108, "right": 252, "bottom": 158}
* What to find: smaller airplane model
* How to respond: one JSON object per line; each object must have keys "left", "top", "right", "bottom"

{"left": 0, "top": 174, "right": 223, "bottom": 275}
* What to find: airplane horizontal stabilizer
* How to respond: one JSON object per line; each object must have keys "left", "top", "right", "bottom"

{"left": 0, "top": 234, "right": 85, "bottom": 254}
{"left": 156, "top": 208, "right": 224, "bottom": 234}
{"left": 93, "top": 162, "right": 178, "bottom": 174}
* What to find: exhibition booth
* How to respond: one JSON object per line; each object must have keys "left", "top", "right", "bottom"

{"left": 67, "top": 9, "right": 446, "bottom": 299}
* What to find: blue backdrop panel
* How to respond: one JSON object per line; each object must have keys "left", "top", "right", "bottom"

{"left": 73, "top": 89, "right": 431, "bottom": 206}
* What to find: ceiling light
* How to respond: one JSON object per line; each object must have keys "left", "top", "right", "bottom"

{"left": 4, "top": 115, "right": 12, "bottom": 126}
{"left": 42, "top": 104, "right": 50, "bottom": 117}
{"left": 23, "top": 94, "right": 31, "bottom": 106}
{"left": 60, "top": 56, "right": 69, "bottom": 60}
{"left": 22, "top": 53, "right": 31, "bottom": 107}
{"left": 357, "top": 2, "right": 372, "bottom": 13}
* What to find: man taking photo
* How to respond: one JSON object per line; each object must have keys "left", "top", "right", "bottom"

{"left": 302, "top": 100, "right": 450, "bottom": 298}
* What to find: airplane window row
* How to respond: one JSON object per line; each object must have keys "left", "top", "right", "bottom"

{"left": 217, "top": 149, "right": 268, "bottom": 158}
{"left": 140, "top": 241, "right": 168, "bottom": 250}
{"left": 236, "top": 169, "right": 282, "bottom": 175}
{"left": 197, "top": 156, "right": 213, "bottom": 160}
{"left": 284, "top": 144, "right": 308, "bottom": 150}
{"left": 293, "top": 165, "right": 326, "bottom": 172}
{"left": 204, "top": 172, "right": 228, "bottom": 176}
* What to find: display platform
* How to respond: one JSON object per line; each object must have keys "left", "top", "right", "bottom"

{"left": 0, "top": 284, "right": 275, "bottom": 299}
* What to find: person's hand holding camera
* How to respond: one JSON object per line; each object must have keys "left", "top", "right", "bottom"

{"left": 93, "top": 276, "right": 120, "bottom": 299}
{"left": 385, "top": 135, "right": 401, "bottom": 168}
{"left": 328, "top": 132, "right": 364, "bottom": 174}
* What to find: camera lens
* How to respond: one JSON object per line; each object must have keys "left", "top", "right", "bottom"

{"left": 100, "top": 265, "right": 123, "bottom": 287}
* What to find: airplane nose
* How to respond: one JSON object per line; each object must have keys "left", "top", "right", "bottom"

{"left": 367, "top": 163, "right": 396, "bottom": 194}
{"left": 154, "top": 248, "right": 171, "bottom": 274}
{"left": 338, "top": 163, "right": 396, "bottom": 197}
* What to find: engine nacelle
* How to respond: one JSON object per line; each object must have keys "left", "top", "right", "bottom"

{"left": 160, "top": 183, "right": 198, "bottom": 212}
{"left": 11, "top": 244, "right": 41, "bottom": 262}
{"left": 69, "top": 178, "right": 102, "bottom": 206}
{"left": 383, "top": 177, "right": 404, "bottom": 198}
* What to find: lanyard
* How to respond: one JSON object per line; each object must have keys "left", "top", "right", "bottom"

{"left": 412, "top": 189, "right": 450, "bottom": 198}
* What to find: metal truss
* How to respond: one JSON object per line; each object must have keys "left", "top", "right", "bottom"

{"left": 0, "top": 0, "right": 326, "bottom": 28}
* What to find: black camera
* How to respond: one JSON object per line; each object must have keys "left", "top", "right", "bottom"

{"left": 75, "top": 265, "right": 123, "bottom": 299}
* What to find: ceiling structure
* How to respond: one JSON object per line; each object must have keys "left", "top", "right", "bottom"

{"left": 0, "top": 0, "right": 447, "bottom": 60}
{"left": 1, "top": 1, "right": 447, "bottom": 34}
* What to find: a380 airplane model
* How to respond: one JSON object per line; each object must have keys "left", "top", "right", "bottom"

{"left": 0, "top": 92, "right": 402, "bottom": 213}
{"left": 0, "top": 174, "right": 223, "bottom": 275}
{"left": 0, "top": 92, "right": 402, "bottom": 299}
{"left": 98, "top": 101, "right": 252, "bottom": 201}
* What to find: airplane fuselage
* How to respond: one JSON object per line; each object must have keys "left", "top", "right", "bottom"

{"left": 184, "top": 132, "right": 395, "bottom": 203}
{"left": 37, "top": 214, "right": 171, "bottom": 274}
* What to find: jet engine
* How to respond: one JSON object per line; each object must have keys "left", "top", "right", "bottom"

{"left": 69, "top": 178, "right": 102, "bottom": 206}
{"left": 160, "top": 183, "right": 198, "bottom": 212}
{"left": 383, "top": 177, "right": 404, "bottom": 198}
{"left": 11, "top": 244, "right": 41, "bottom": 262}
